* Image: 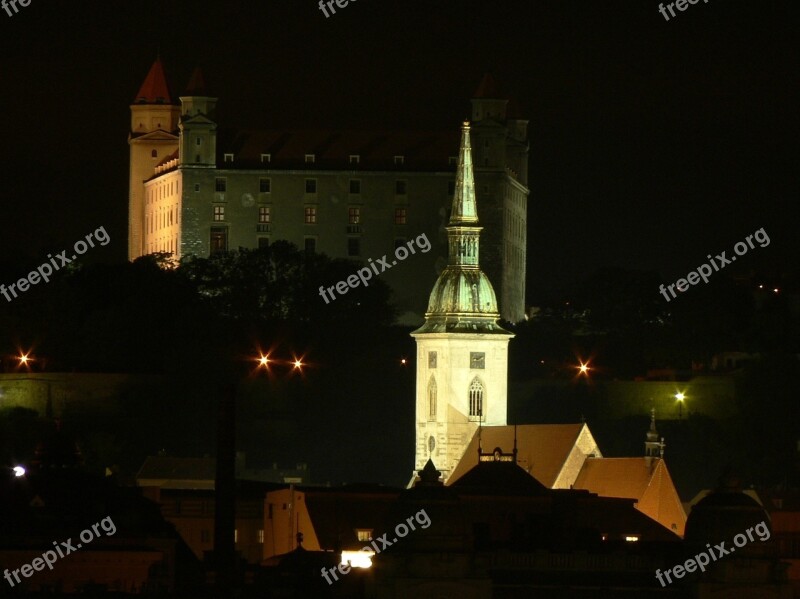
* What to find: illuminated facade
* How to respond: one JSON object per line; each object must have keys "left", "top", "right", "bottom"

{"left": 127, "top": 60, "right": 529, "bottom": 322}
{"left": 410, "top": 122, "right": 514, "bottom": 484}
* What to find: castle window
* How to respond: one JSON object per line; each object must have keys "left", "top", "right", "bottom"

{"left": 395, "top": 180, "right": 407, "bottom": 195}
{"left": 213, "top": 205, "right": 225, "bottom": 221}
{"left": 151, "top": 149, "right": 158, "bottom": 158}
{"left": 428, "top": 376, "right": 437, "bottom": 420}
{"left": 304, "top": 237, "right": 316, "bottom": 253}
{"left": 305, "top": 154, "right": 315, "bottom": 163}
{"left": 349, "top": 155, "right": 360, "bottom": 164}
{"left": 349, "top": 179, "right": 361, "bottom": 194}
{"left": 348, "top": 207, "right": 360, "bottom": 225}
{"left": 259, "top": 178, "right": 271, "bottom": 193}
{"left": 355, "top": 529, "right": 372, "bottom": 542}
{"left": 258, "top": 206, "right": 271, "bottom": 224}
{"left": 215, "top": 178, "right": 226, "bottom": 192}
{"left": 394, "top": 238, "right": 406, "bottom": 250}
{"left": 258, "top": 529, "right": 264, "bottom": 544}
{"left": 224, "top": 153, "right": 234, "bottom": 162}
{"left": 261, "top": 153, "right": 271, "bottom": 163}
{"left": 305, "top": 179, "right": 317, "bottom": 194}
{"left": 469, "top": 378, "right": 484, "bottom": 419}
{"left": 194, "top": 184, "right": 200, "bottom": 192}
{"left": 304, "top": 206, "right": 317, "bottom": 224}
{"left": 210, "top": 227, "right": 228, "bottom": 254}
{"left": 196, "top": 137, "right": 202, "bottom": 146}
{"left": 258, "top": 237, "right": 270, "bottom": 249}
{"left": 394, "top": 208, "right": 407, "bottom": 225}
{"left": 347, "top": 237, "right": 360, "bottom": 257}
{"left": 393, "top": 155, "right": 404, "bottom": 165}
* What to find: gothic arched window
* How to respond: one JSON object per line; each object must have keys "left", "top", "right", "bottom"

{"left": 428, "top": 376, "right": 437, "bottom": 420}
{"left": 469, "top": 378, "right": 484, "bottom": 419}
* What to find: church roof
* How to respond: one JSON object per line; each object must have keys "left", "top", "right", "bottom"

{"left": 573, "top": 457, "right": 687, "bottom": 536}
{"left": 134, "top": 57, "right": 173, "bottom": 104}
{"left": 448, "top": 424, "right": 597, "bottom": 488}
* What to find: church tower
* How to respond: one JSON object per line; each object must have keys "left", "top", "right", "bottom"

{"left": 128, "top": 58, "right": 180, "bottom": 260}
{"left": 410, "top": 121, "right": 514, "bottom": 484}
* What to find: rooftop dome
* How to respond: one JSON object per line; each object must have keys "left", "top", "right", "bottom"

{"left": 685, "top": 477, "right": 775, "bottom": 559}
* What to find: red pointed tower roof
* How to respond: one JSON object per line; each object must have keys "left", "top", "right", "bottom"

{"left": 473, "top": 72, "right": 503, "bottom": 99}
{"left": 184, "top": 66, "right": 207, "bottom": 95}
{"left": 134, "top": 58, "right": 172, "bottom": 104}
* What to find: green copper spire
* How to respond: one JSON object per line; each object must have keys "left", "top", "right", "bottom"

{"left": 450, "top": 121, "right": 479, "bottom": 225}
{"left": 412, "top": 121, "right": 511, "bottom": 335}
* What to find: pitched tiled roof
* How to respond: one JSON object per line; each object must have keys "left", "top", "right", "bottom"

{"left": 156, "top": 149, "right": 179, "bottom": 167}
{"left": 304, "top": 488, "right": 400, "bottom": 551}
{"left": 134, "top": 58, "right": 173, "bottom": 104}
{"left": 573, "top": 458, "right": 687, "bottom": 536}
{"left": 136, "top": 456, "right": 216, "bottom": 489}
{"left": 449, "top": 461, "right": 549, "bottom": 496}
{"left": 448, "top": 424, "right": 593, "bottom": 487}
{"left": 216, "top": 128, "right": 459, "bottom": 171}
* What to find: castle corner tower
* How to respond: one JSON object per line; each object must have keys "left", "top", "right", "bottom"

{"left": 128, "top": 58, "right": 180, "bottom": 260}
{"left": 410, "top": 121, "right": 514, "bottom": 484}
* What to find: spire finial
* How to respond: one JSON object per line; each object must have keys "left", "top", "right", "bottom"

{"left": 645, "top": 409, "right": 661, "bottom": 459}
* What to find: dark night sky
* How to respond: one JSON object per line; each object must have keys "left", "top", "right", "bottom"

{"left": 0, "top": 0, "right": 797, "bottom": 301}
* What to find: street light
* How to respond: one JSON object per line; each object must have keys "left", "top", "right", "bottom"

{"left": 675, "top": 392, "right": 685, "bottom": 420}
{"left": 12, "top": 465, "right": 25, "bottom": 478}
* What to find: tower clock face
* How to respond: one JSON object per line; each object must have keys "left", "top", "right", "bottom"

{"left": 470, "top": 352, "right": 485, "bottom": 369}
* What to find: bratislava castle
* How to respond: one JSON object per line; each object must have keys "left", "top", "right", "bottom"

{"left": 128, "top": 59, "right": 529, "bottom": 322}
{"left": 410, "top": 122, "right": 514, "bottom": 483}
